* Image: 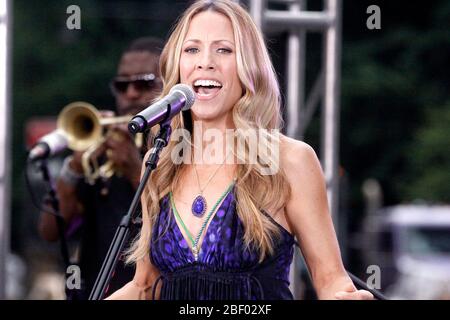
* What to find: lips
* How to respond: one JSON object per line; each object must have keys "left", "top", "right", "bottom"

{"left": 192, "top": 79, "right": 223, "bottom": 101}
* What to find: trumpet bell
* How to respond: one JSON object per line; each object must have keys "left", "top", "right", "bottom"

{"left": 57, "top": 102, "right": 103, "bottom": 151}
{"left": 56, "top": 101, "right": 137, "bottom": 185}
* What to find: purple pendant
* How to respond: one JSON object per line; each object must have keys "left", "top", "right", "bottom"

{"left": 192, "top": 195, "right": 207, "bottom": 217}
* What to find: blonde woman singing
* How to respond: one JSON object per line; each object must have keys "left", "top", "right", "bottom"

{"left": 107, "top": 0, "right": 373, "bottom": 300}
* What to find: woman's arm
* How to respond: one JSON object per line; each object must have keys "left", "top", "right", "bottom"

{"left": 105, "top": 256, "right": 160, "bottom": 300}
{"left": 281, "top": 136, "right": 373, "bottom": 300}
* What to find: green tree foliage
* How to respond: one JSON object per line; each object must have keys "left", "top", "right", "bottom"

{"left": 402, "top": 105, "right": 450, "bottom": 202}
{"left": 340, "top": 1, "right": 450, "bottom": 209}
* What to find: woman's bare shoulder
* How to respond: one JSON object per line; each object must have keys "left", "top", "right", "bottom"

{"left": 279, "top": 135, "right": 319, "bottom": 176}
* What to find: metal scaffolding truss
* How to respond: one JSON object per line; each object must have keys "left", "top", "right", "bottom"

{"left": 249, "top": 0, "right": 342, "bottom": 299}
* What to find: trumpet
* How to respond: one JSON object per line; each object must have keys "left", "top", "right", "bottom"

{"left": 57, "top": 101, "right": 143, "bottom": 185}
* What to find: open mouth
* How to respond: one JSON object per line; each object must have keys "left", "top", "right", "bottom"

{"left": 193, "top": 79, "right": 223, "bottom": 99}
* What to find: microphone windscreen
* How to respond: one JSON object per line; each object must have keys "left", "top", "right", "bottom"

{"left": 170, "top": 84, "right": 195, "bottom": 111}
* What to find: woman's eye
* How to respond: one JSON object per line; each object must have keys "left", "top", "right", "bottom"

{"left": 184, "top": 47, "right": 199, "bottom": 53}
{"left": 217, "top": 48, "right": 232, "bottom": 54}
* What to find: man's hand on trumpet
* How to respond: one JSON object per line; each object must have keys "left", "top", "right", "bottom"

{"left": 63, "top": 110, "right": 142, "bottom": 190}
{"left": 103, "top": 123, "right": 142, "bottom": 189}
{"left": 65, "top": 110, "right": 117, "bottom": 179}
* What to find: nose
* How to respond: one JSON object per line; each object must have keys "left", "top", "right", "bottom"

{"left": 124, "top": 82, "right": 141, "bottom": 100}
{"left": 196, "top": 50, "right": 215, "bottom": 70}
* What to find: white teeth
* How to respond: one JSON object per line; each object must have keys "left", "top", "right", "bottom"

{"left": 194, "top": 79, "right": 222, "bottom": 87}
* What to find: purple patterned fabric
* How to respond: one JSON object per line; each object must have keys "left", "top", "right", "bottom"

{"left": 150, "top": 185, "right": 296, "bottom": 300}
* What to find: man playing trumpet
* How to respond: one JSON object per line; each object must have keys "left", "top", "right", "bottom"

{"left": 38, "top": 37, "right": 164, "bottom": 299}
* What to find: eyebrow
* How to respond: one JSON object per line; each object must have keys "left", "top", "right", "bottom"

{"left": 183, "top": 39, "right": 235, "bottom": 46}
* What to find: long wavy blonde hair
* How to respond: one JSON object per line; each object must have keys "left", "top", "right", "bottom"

{"left": 127, "top": 0, "right": 291, "bottom": 264}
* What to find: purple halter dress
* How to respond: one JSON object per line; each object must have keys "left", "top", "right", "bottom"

{"left": 150, "top": 185, "right": 297, "bottom": 300}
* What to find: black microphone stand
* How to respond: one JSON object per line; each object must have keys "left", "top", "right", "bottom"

{"left": 38, "top": 159, "right": 71, "bottom": 269}
{"left": 347, "top": 271, "right": 388, "bottom": 300}
{"left": 89, "top": 122, "right": 172, "bottom": 300}
{"left": 36, "top": 159, "right": 84, "bottom": 299}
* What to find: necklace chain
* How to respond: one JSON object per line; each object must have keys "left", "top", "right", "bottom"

{"left": 193, "top": 152, "right": 232, "bottom": 194}
{"left": 170, "top": 182, "right": 235, "bottom": 261}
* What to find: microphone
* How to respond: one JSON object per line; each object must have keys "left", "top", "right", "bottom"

{"left": 128, "top": 83, "right": 195, "bottom": 134}
{"left": 28, "top": 129, "right": 68, "bottom": 162}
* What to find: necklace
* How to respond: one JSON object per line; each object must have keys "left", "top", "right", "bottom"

{"left": 191, "top": 153, "right": 231, "bottom": 217}
{"left": 170, "top": 182, "right": 235, "bottom": 261}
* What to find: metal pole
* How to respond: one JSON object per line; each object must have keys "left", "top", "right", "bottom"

{"left": 0, "top": 0, "right": 12, "bottom": 299}
{"left": 249, "top": 0, "right": 265, "bottom": 30}
{"left": 286, "top": 1, "right": 306, "bottom": 139}
{"left": 285, "top": 0, "right": 306, "bottom": 300}
{"left": 265, "top": 10, "right": 332, "bottom": 31}
{"left": 321, "top": 0, "right": 341, "bottom": 227}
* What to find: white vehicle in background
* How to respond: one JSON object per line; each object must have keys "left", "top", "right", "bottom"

{"left": 361, "top": 204, "right": 450, "bottom": 299}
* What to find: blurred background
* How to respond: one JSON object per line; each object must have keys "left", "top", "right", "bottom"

{"left": 1, "top": 0, "right": 449, "bottom": 299}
